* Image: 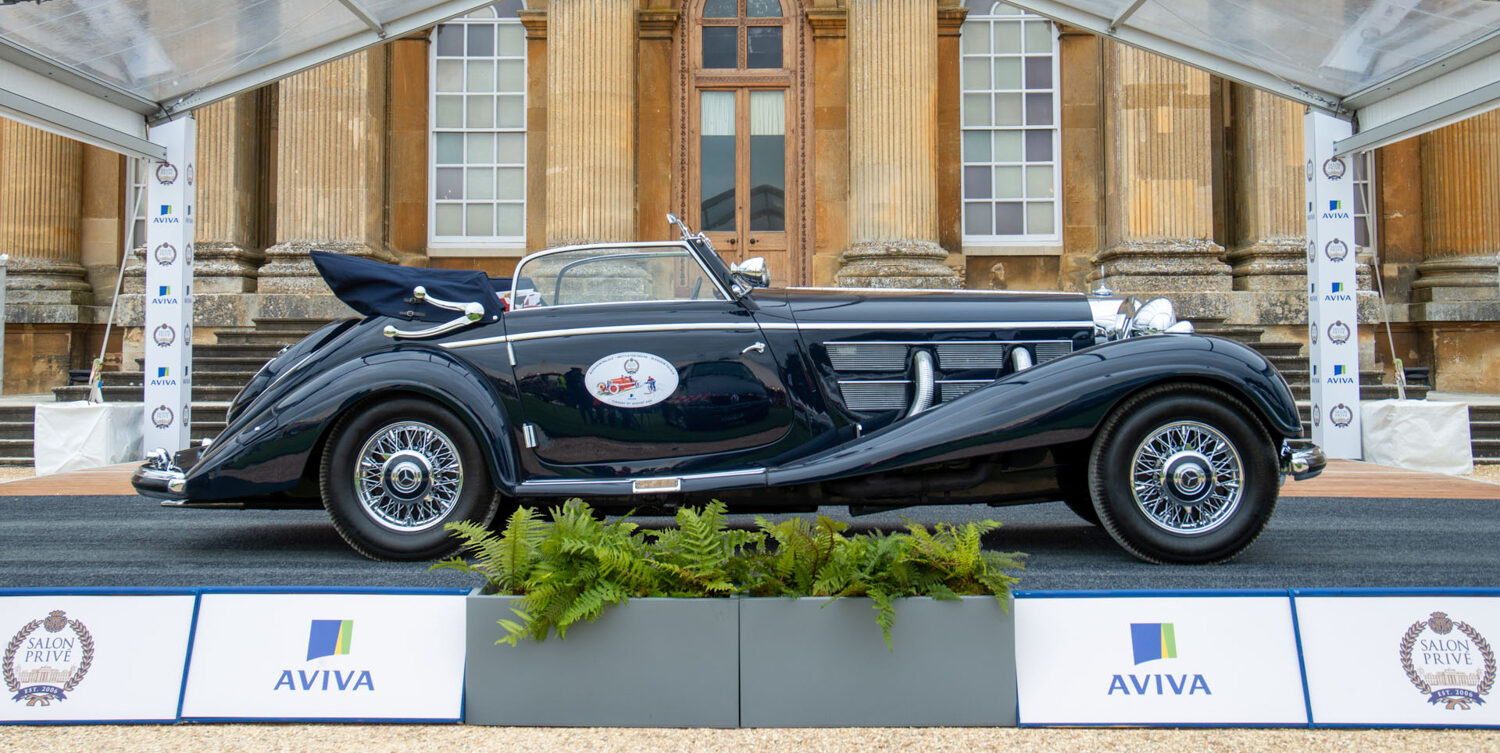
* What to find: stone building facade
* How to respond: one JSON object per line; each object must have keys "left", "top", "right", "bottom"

{"left": 0, "top": 0, "right": 1497, "bottom": 394}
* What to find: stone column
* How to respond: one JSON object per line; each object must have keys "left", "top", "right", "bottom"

{"left": 260, "top": 49, "right": 395, "bottom": 299}
{"left": 1412, "top": 110, "right": 1500, "bottom": 312}
{"left": 80, "top": 145, "right": 125, "bottom": 307}
{"left": 1094, "top": 43, "right": 1229, "bottom": 318}
{"left": 1226, "top": 86, "right": 1303, "bottom": 291}
{"left": 0, "top": 121, "right": 92, "bottom": 312}
{"left": 807, "top": 6, "right": 848, "bottom": 285}
{"left": 0, "top": 122, "right": 91, "bottom": 392}
{"left": 545, "top": 0, "right": 636, "bottom": 246}
{"left": 194, "top": 95, "right": 264, "bottom": 294}
{"left": 835, "top": 0, "right": 960, "bottom": 288}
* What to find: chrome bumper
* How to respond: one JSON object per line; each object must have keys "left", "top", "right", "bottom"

{"left": 1280, "top": 441, "right": 1327, "bottom": 482}
{"left": 132, "top": 463, "right": 186, "bottom": 499}
{"left": 131, "top": 446, "right": 197, "bottom": 500}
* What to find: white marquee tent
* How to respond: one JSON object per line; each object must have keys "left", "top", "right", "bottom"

{"left": 2, "top": 0, "right": 1497, "bottom": 158}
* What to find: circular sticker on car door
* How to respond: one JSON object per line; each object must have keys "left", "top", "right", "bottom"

{"left": 584, "top": 352, "right": 680, "bottom": 408}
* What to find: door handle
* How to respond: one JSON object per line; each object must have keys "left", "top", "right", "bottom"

{"left": 741, "top": 341, "right": 766, "bottom": 355}
{"left": 749, "top": 238, "right": 759, "bottom": 245}
{"left": 726, "top": 237, "right": 737, "bottom": 245}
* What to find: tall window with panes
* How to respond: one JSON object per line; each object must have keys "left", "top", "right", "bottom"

{"left": 1353, "top": 152, "right": 1376, "bottom": 255}
{"left": 430, "top": 1, "right": 526, "bottom": 250}
{"left": 960, "top": 2, "right": 1060, "bottom": 245}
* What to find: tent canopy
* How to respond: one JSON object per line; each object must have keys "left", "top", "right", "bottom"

{"left": 999, "top": 0, "right": 1500, "bottom": 154}
{"left": 1, "top": 0, "right": 1498, "bottom": 157}
{"left": 0, "top": 0, "right": 503, "bottom": 159}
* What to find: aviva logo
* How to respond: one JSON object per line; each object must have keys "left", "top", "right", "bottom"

{"left": 1131, "top": 622, "right": 1178, "bottom": 665}
{"left": 307, "top": 619, "right": 354, "bottom": 660}
{"left": 1111, "top": 623, "right": 1211, "bottom": 696}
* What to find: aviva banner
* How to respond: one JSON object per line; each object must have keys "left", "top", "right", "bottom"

{"left": 0, "top": 592, "right": 196, "bottom": 724}
{"left": 1296, "top": 594, "right": 1499, "bottom": 726}
{"left": 179, "top": 593, "right": 465, "bottom": 721}
{"left": 1014, "top": 594, "right": 1309, "bottom": 726}
{"left": 143, "top": 116, "right": 195, "bottom": 454}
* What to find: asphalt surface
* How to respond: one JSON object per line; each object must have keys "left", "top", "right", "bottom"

{"left": 0, "top": 494, "right": 1496, "bottom": 590}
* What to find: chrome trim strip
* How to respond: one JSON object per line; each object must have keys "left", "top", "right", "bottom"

{"left": 758, "top": 321, "right": 1092, "bottom": 331}
{"left": 837, "top": 379, "right": 910, "bottom": 385}
{"left": 442, "top": 321, "right": 763, "bottom": 349}
{"left": 785, "top": 286, "right": 1075, "bottom": 296}
{"left": 823, "top": 338, "right": 1076, "bottom": 345}
{"left": 517, "top": 467, "right": 766, "bottom": 488}
{"left": 442, "top": 321, "right": 1093, "bottom": 350}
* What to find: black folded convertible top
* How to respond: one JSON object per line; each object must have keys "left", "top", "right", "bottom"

{"left": 312, "top": 250, "right": 511, "bottom": 322}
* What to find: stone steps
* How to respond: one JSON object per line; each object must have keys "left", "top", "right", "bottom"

{"left": 8, "top": 320, "right": 331, "bottom": 466}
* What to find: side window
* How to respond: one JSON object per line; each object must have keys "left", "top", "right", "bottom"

{"left": 514, "top": 247, "right": 728, "bottom": 307}
{"left": 430, "top": 0, "right": 527, "bottom": 249}
{"left": 1353, "top": 151, "right": 1376, "bottom": 254}
{"left": 960, "top": 2, "right": 1060, "bottom": 245}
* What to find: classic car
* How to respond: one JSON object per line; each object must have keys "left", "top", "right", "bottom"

{"left": 134, "top": 215, "right": 1325, "bottom": 564}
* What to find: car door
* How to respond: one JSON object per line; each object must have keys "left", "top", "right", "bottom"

{"left": 503, "top": 243, "right": 793, "bottom": 479}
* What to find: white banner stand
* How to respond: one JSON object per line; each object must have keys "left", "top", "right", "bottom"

{"left": 1305, "top": 111, "right": 1361, "bottom": 459}
{"left": 143, "top": 117, "right": 195, "bottom": 453}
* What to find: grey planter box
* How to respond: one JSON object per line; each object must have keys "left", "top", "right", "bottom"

{"left": 464, "top": 593, "right": 740, "bottom": 727}
{"left": 739, "top": 596, "right": 1017, "bottom": 727}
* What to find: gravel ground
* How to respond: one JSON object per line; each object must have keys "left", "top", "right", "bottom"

{"left": 0, "top": 726, "right": 1497, "bottom": 753}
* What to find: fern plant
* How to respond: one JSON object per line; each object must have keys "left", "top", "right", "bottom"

{"left": 434, "top": 500, "right": 1025, "bottom": 649}
{"left": 646, "top": 501, "right": 766, "bottom": 597}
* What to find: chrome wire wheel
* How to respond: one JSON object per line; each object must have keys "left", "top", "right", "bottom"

{"left": 354, "top": 420, "right": 464, "bottom": 533}
{"left": 1129, "top": 420, "right": 1243, "bottom": 536}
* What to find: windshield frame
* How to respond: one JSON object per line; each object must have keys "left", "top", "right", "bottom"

{"left": 509, "top": 240, "right": 735, "bottom": 311}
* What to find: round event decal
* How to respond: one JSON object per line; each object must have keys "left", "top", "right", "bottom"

{"left": 584, "top": 352, "right": 679, "bottom": 408}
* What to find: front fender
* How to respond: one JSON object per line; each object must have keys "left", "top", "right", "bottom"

{"left": 179, "top": 347, "right": 516, "bottom": 500}
{"left": 767, "top": 335, "right": 1299, "bottom": 486}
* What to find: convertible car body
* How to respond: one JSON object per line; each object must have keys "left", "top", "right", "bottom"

{"left": 135, "top": 216, "right": 1325, "bottom": 563}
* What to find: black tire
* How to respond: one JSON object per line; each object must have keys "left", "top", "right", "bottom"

{"left": 1088, "top": 384, "right": 1279, "bottom": 564}
{"left": 1057, "top": 462, "right": 1100, "bottom": 525}
{"left": 320, "top": 397, "right": 501, "bottom": 561}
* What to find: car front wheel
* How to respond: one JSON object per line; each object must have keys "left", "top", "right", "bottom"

{"left": 321, "top": 397, "right": 501, "bottom": 561}
{"left": 1088, "top": 384, "right": 1278, "bottom": 564}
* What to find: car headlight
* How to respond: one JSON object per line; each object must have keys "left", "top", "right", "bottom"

{"left": 1130, "top": 297, "right": 1195, "bottom": 336}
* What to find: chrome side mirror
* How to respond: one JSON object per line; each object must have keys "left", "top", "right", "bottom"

{"left": 667, "top": 213, "right": 692, "bottom": 242}
{"left": 730, "top": 256, "right": 770, "bottom": 288}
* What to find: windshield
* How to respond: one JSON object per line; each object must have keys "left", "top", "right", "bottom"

{"left": 510, "top": 244, "right": 728, "bottom": 309}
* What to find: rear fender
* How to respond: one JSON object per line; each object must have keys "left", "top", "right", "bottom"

{"left": 767, "top": 335, "right": 1299, "bottom": 486}
{"left": 180, "top": 348, "right": 515, "bottom": 500}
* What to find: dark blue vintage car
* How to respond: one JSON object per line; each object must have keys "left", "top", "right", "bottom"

{"left": 135, "top": 215, "right": 1324, "bottom": 563}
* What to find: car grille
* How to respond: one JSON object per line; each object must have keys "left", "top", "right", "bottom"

{"left": 826, "top": 343, "right": 908, "bottom": 371}
{"left": 828, "top": 339, "right": 1075, "bottom": 413}
{"left": 838, "top": 381, "right": 909, "bottom": 411}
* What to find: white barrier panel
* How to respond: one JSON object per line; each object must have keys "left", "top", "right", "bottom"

{"left": 1297, "top": 595, "right": 1499, "bottom": 726}
{"left": 1015, "top": 595, "right": 1309, "bottom": 726}
{"left": 0, "top": 594, "right": 195, "bottom": 723}
{"left": 180, "top": 592, "right": 465, "bottom": 721}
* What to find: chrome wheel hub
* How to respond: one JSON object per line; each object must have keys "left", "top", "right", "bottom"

{"left": 1130, "top": 421, "right": 1242, "bottom": 535}
{"left": 355, "top": 421, "right": 463, "bottom": 532}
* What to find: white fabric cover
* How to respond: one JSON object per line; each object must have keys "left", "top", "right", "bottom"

{"left": 1360, "top": 399, "right": 1472, "bottom": 476}
{"left": 33, "top": 401, "right": 144, "bottom": 476}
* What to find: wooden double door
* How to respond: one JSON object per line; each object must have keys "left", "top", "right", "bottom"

{"left": 687, "top": 0, "right": 804, "bottom": 285}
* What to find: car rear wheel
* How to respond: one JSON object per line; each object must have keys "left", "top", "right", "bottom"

{"left": 321, "top": 397, "right": 501, "bottom": 561}
{"left": 1088, "top": 384, "right": 1278, "bottom": 564}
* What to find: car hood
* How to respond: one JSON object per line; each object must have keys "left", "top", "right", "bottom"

{"left": 756, "top": 287, "right": 1095, "bottom": 328}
